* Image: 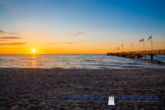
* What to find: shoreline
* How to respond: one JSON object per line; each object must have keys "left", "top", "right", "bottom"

{"left": 0, "top": 68, "right": 165, "bottom": 109}
{"left": 0, "top": 66, "right": 165, "bottom": 70}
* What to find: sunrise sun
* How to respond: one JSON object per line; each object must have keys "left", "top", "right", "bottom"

{"left": 32, "top": 49, "right": 36, "bottom": 53}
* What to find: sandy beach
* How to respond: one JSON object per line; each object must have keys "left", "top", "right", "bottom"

{"left": 0, "top": 68, "right": 165, "bottom": 110}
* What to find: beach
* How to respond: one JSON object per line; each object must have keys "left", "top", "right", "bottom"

{"left": 0, "top": 68, "right": 165, "bottom": 110}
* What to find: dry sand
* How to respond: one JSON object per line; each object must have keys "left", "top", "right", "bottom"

{"left": 0, "top": 68, "right": 165, "bottom": 110}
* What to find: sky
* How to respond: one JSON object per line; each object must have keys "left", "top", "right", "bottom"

{"left": 0, "top": 0, "right": 165, "bottom": 54}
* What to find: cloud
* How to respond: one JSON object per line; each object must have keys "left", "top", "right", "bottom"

{"left": 64, "top": 32, "right": 83, "bottom": 36}
{"left": 0, "top": 42, "right": 27, "bottom": 46}
{"left": 48, "top": 43, "right": 60, "bottom": 44}
{"left": 0, "top": 40, "right": 7, "bottom": 41}
{"left": 0, "top": 30, "right": 8, "bottom": 34}
{"left": 8, "top": 32, "right": 16, "bottom": 34}
{"left": 157, "top": 39, "right": 165, "bottom": 42}
{"left": 21, "top": 32, "right": 30, "bottom": 34}
{"left": 64, "top": 42, "right": 81, "bottom": 44}
{"left": 0, "top": 30, "right": 16, "bottom": 34}
{"left": 0, "top": 37, "right": 22, "bottom": 39}
{"left": 153, "top": 39, "right": 165, "bottom": 44}
{"left": 48, "top": 42, "right": 81, "bottom": 44}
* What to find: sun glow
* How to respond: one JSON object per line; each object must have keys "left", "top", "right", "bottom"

{"left": 32, "top": 49, "right": 36, "bottom": 53}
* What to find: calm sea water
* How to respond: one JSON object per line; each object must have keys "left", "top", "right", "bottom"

{"left": 0, "top": 54, "right": 165, "bottom": 69}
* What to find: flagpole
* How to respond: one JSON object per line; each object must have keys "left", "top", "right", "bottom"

{"left": 122, "top": 44, "right": 123, "bottom": 52}
{"left": 143, "top": 41, "right": 144, "bottom": 52}
{"left": 151, "top": 35, "right": 153, "bottom": 52}
{"left": 143, "top": 40, "right": 145, "bottom": 54}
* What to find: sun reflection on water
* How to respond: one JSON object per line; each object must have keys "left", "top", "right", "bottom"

{"left": 32, "top": 54, "right": 36, "bottom": 68}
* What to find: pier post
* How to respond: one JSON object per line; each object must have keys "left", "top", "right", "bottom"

{"left": 136, "top": 55, "right": 139, "bottom": 59}
{"left": 128, "top": 54, "right": 131, "bottom": 58}
{"left": 151, "top": 55, "right": 153, "bottom": 61}
{"left": 144, "top": 54, "right": 146, "bottom": 59}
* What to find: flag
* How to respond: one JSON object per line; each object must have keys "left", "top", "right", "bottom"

{"left": 121, "top": 44, "right": 123, "bottom": 47}
{"left": 131, "top": 44, "right": 133, "bottom": 46}
{"left": 139, "top": 38, "right": 144, "bottom": 42}
{"left": 117, "top": 47, "right": 120, "bottom": 50}
{"left": 147, "top": 35, "right": 152, "bottom": 41}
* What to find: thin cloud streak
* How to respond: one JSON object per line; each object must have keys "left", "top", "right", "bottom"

{"left": 48, "top": 43, "right": 60, "bottom": 44}
{"left": 64, "top": 32, "right": 83, "bottom": 36}
{"left": 8, "top": 32, "right": 16, "bottom": 34}
{"left": 0, "top": 40, "right": 7, "bottom": 41}
{"left": 48, "top": 42, "right": 81, "bottom": 44}
{"left": 64, "top": 42, "right": 81, "bottom": 44}
{"left": 0, "top": 42, "right": 27, "bottom": 46}
{"left": 0, "top": 30, "right": 8, "bottom": 34}
{"left": 146, "top": 39, "right": 165, "bottom": 44}
{"left": 21, "top": 32, "right": 30, "bottom": 34}
{"left": 157, "top": 39, "right": 165, "bottom": 42}
{"left": 0, "top": 37, "right": 22, "bottom": 39}
{"left": 0, "top": 30, "right": 16, "bottom": 34}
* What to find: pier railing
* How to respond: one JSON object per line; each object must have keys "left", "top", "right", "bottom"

{"left": 110, "top": 49, "right": 165, "bottom": 55}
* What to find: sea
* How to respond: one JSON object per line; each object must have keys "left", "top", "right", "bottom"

{"left": 0, "top": 54, "right": 165, "bottom": 69}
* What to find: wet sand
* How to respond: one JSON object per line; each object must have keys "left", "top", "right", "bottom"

{"left": 0, "top": 68, "right": 165, "bottom": 110}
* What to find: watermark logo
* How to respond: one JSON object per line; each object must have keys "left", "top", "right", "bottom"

{"left": 106, "top": 94, "right": 117, "bottom": 108}
{"left": 67, "top": 95, "right": 159, "bottom": 108}
{"left": 108, "top": 96, "right": 115, "bottom": 105}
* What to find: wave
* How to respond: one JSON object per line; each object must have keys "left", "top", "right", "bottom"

{"left": 83, "top": 60, "right": 95, "bottom": 62}
{"left": 127, "top": 63, "right": 139, "bottom": 65}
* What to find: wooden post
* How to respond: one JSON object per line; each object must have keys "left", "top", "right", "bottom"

{"left": 136, "top": 55, "right": 139, "bottom": 59}
{"left": 151, "top": 55, "right": 153, "bottom": 61}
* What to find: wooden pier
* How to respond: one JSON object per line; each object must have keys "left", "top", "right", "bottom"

{"left": 107, "top": 49, "right": 165, "bottom": 60}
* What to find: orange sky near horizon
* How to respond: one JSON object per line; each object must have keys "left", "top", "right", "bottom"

{"left": 0, "top": 38, "right": 165, "bottom": 54}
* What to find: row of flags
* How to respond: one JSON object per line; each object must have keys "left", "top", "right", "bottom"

{"left": 139, "top": 35, "right": 153, "bottom": 51}
{"left": 139, "top": 35, "right": 152, "bottom": 42}
{"left": 114, "top": 35, "right": 152, "bottom": 51}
